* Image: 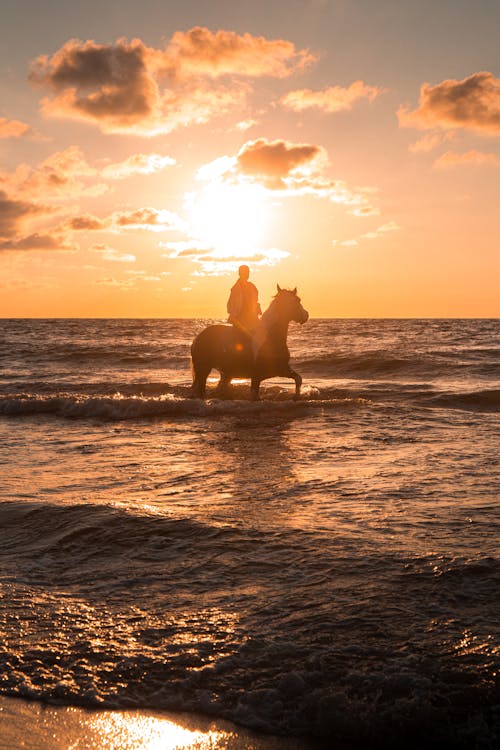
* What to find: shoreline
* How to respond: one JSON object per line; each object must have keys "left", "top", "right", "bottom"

{"left": 0, "top": 696, "right": 319, "bottom": 750}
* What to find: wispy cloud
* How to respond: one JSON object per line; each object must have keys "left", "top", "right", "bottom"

{"left": 434, "top": 150, "right": 500, "bottom": 168}
{"left": 0, "top": 117, "right": 31, "bottom": 139}
{"left": 91, "top": 245, "right": 136, "bottom": 263}
{"left": 95, "top": 276, "right": 134, "bottom": 288}
{"left": 409, "top": 131, "right": 456, "bottom": 153}
{"left": 334, "top": 220, "right": 400, "bottom": 248}
{"left": 112, "top": 207, "right": 185, "bottom": 232}
{"left": 161, "top": 239, "right": 290, "bottom": 275}
{"left": 399, "top": 71, "right": 500, "bottom": 135}
{"left": 281, "top": 80, "right": 384, "bottom": 113}
{"left": 101, "top": 152, "right": 176, "bottom": 179}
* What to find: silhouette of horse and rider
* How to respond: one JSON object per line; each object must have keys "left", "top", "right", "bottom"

{"left": 191, "top": 265, "right": 309, "bottom": 400}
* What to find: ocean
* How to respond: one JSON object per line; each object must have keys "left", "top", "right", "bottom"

{"left": 0, "top": 318, "right": 498, "bottom": 748}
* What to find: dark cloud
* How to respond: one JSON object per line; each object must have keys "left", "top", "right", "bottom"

{"left": 30, "top": 38, "right": 158, "bottom": 130}
{"left": 113, "top": 207, "right": 182, "bottom": 231}
{"left": 0, "top": 190, "right": 48, "bottom": 237}
{"left": 68, "top": 214, "right": 107, "bottom": 231}
{"left": 0, "top": 189, "right": 72, "bottom": 252}
{"left": 236, "top": 138, "right": 322, "bottom": 187}
{"left": 0, "top": 233, "right": 74, "bottom": 251}
{"left": 30, "top": 30, "right": 315, "bottom": 135}
{"left": 399, "top": 71, "right": 500, "bottom": 134}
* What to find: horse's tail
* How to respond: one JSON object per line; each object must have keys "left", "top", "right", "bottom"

{"left": 190, "top": 334, "right": 205, "bottom": 397}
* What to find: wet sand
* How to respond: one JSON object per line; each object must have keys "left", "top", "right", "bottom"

{"left": 0, "top": 696, "right": 318, "bottom": 750}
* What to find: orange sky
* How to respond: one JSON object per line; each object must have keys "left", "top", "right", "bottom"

{"left": 1, "top": 1, "right": 499, "bottom": 317}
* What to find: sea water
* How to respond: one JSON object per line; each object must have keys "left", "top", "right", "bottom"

{"left": 0, "top": 319, "right": 498, "bottom": 747}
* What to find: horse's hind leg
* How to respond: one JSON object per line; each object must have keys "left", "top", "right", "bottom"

{"left": 192, "top": 366, "right": 209, "bottom": 399}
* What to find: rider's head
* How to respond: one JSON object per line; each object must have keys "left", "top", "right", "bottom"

{"left": 238, "top": 264, "right": 250, "bottom": 281}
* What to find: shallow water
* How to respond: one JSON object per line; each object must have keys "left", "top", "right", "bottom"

{"left": 0, "top": 319, "right": 498, "bottom": 747}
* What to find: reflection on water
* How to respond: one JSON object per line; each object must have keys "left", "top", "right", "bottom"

{"left": 89, "top": 712, "right": 229, "bottom": 750}
{"left": 205, "top": 417, "right": 297, "bottom": 506}
{"left": 0, "top": 696, "right": 312, "bottom": 750}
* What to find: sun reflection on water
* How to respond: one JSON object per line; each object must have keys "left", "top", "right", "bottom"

{"left": 89, "top": 712, "right": 232, "bottom": 750}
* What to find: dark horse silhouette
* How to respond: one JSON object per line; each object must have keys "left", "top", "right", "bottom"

{"left": 191, "top": 285, "right": 309, "bottom": 400}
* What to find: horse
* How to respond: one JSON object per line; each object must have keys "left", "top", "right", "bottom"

{"left": 191, "top": 285, "right": 309, "bottom": 400}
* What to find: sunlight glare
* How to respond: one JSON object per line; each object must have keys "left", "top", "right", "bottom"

{"left": 186, "top": 181, "right": 270, "bottom": 256}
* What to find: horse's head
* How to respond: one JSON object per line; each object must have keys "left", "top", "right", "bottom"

{"left": 275, "top": 284, "right": 309, "bottom": 324}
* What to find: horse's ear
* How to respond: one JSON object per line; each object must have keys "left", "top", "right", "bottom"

{"left": 293, "top": 287, "right": 297, "bottom": 295}
{"left": 277, "top": 284, "right": 282, "bottom": 293}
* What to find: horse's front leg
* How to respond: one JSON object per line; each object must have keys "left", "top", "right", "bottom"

{"left": 214, "top": 373, "right": 232, "bottom": 396}
{"left": 289, "top": 369, "right": 302, "bottom": 400}
{"left": 250, "top": 376, "right": 261, "bottom": 401}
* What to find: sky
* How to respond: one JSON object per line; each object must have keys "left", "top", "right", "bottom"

{"left": 1, "top": 0, "right": 499, "bottom": 318}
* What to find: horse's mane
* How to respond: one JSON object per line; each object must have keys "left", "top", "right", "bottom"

{"left": 261, "top": 288, "right": 296, "bottom": 324}
{"left": 252, "top": 289, "right": 296, "bottom": 353}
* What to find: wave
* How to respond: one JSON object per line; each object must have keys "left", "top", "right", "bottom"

{"left": 0, "top": 501, "right": 498, "bottom": 746}
{"left": 426, "top": 388, "right": 500, "bottom": 411}
{"left": 0, "top": 387, "right": 367, "bottom": 420}
{"left": 295, "top": 349, "right": 500, "bottom": 380}
{"left": 1, "top": 383, "right": 498, "bottom": 419}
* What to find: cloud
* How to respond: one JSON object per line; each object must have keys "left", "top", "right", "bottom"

{"left": 408, "top": 131, "right": 455, "bottom": 153}
{"left": 95, "top": 276, "right": 134, "bottom": 288}
{"left": 0, "top": 117, "right": 31, "bottom": 139}
{"left": 101, "top": 152, "right": 175, "bottom": 179}
{"left": 161, "top": 239, "right": 212, "bottom": 259}
{"left": 0, "top": 187, "right": 79, "bottom": 252}
{"left": 236, "top": 138, "right": 323, "bottom": 186}
{"left": 196, "top": 137, "right": 379, "bottom": 214}
{"left": 0, "top": 190, "right": 50, "bottom": 237}
{"left": 281, "top": 80, "right": 384, "bottom": 113}
{"left": 2, "top": 146, "right": 106, "bottom": 201}
{"left": 161, "top": 27, "right": 314, "bottom": 79}
{"left": 65, "top": 207, "right": 184, "bottom": 234}
{"left": 91, "top": 244, "right": 136, "bottom": 262}
{"left": 399, "top": 71, "right": 500, "bottom": 134}
{"left": 335, "top": 220, "right": 400, "bottom": 248}
{"left": 30, "top": 30, "right": 315, "bottom": 135}
{"left": 235, "top": 119, "right": 258, "bottom": 131}
{"left": 162, "top": 238, "right": 290, "bottom": 275}
{"left": 191, "top": 248, "right": 290, "bottom": 276}
{"left": 30, "top": 38, "right": 159, "bottom": 133}
{"left": 0, "top": 232, "right": 75, "bottom": 251}
{"left": 68, "top": 214, "right": 107, "bottom": 231}
{"left": 433, "top": 150, "right": 500, "bottom": 168}
{"left": 125, "top": 270, "right": 170, "bottom": 282}
{"left": 112, "top": 207, "right": 184, "bottom": 232}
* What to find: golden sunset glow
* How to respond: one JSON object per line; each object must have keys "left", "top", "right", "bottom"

{"left": 0, "top": 2, "right": 498, "bottom": 317}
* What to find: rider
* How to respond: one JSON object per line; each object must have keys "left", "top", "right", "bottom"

{"left": 227, "top": 265, "right": 261, "bottom": 337}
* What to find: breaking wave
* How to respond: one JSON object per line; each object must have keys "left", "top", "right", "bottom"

{"left": 1, "top": 384, "right": 498, "bottom": 420}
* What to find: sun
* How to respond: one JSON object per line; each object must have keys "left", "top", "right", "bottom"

{"left": 185, "top": 180, "right": 270, "bottom": 257}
